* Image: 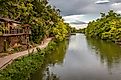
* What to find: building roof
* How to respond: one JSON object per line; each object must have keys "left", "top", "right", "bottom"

{"left": 0, "top": 17, "right": 21, "bottom": 24}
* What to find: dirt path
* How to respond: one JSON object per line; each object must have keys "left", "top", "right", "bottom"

{"left": 0, "top": 38, "right": 52, "bottom": 69}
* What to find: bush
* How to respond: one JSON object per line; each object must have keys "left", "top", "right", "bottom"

{"left": 0, "top": 41, "right": 57, "bottom": 80}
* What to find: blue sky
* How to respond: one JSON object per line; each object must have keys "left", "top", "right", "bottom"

{"left": 49, "top": 0, "right": 121, "bottom": 26}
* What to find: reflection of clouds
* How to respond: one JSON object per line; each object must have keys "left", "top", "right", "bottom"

{"left": 49, "top": 34, "right": 121, "bottom": 80}
{"left": 68, "top": 35, "right": 78, "bottom": 50}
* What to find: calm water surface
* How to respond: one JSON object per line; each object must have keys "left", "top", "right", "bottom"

{"left": 31, "top": 33, "right": 121, "bottom": 80}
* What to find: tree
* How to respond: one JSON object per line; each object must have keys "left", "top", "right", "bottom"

{"left": 86, "top": 10, "right": 121, "bottom": 43}
{"left": 0, "top": 0, "right": 70, "bottom": 43}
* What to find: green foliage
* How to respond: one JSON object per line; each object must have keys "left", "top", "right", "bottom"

{"left": 77, "top": 28, "right": 86, "bottom": 33}
{"left": 31, "top": 40, "right": 68, "bottom": 80}
{"left": 70, "top": 27, "right": 77, "bottom": 33}
{"left": 52, "top": 22, "right": 68, "bottom": 41}
{"left": 86, "top": 10, "right": 121, "bottom": 42}
{"left": 0, "top": 41, "right": 58, "bottom": 80}
{"left": 0, "top": 0, "right": 70, "bottom": 43}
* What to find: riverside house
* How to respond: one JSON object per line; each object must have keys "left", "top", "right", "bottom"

{"left": 0, "top": 17, "right": 31, "bottom": 52}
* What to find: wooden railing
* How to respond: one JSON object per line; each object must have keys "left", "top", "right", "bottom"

{"left": 1, "top": 29, "right": 31, "bottom": 36}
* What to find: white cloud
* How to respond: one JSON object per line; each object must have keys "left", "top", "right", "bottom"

{"left": 63, "top": 14, "right": 99, "bottom": 24}
{"left": 111, "top": 3, "right": 121, "bottom": 7}
{"left": 110, "top": 3, "right": 121, "bottom": 13}
{"left": 95, "top": 0, "right": 110, "bottom": 4}
{"left": 112, "top": 3, "right": 121, "bottom": 6}
{"left": 63, "top": 15, "right": 85, "bottom": 23}
{"left": 116, "top": 11, "right": 121, "bottom": 14}
{"left": 70, "top": 24, "right": 88, "bottom": 29}
{"left": 63, "top": 15, "right": 88, "bottom": 29}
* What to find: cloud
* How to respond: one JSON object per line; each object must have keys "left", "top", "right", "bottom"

{"left": 111, "top": 2, "right": 121, "bottom": 9}
{"left": 95, "top": 0, "right": 110, "bottom": 4}
{"left": 49, "top": 0, "right": 121, "bottom": 28}
{"left": 112, "top": 3, "right": 121, "bottom": 6}
{"left": 111, "top": 0, "right": 121, "bottom": 3}
{"left": 63, "top": 15, "right": 88, "bottom": 29}
{"left": 69, "top": 24, "right": 88, "bottom": 29}
{"left": 70, "top": 20, "right": 87, "bottom": 24}
{"left": 116, "top": 11, "right": 121, "bottom": 14}
{"left": 63, "top": 14, "right": 100, "bottom": 24}
{"left": 49, "top": 0, "right": 112, "bottom": 16}
{"left": 63, "top": 15, "right": 85, "bottom": 23}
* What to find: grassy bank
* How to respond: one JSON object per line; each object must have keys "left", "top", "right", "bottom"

{"left": 30, "top": 40, "right": 68, "bottom": 80}
{"left": 0, "top": 40, "right": 59, "bottom": 80}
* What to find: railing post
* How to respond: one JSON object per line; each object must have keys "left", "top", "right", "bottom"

{"left": 15, "top": 29, "right": 16, "bottom": 34}
{"left": 14, "top": 29, "right": 15, "bottom": 34}
{"left": 10, "top": 29, "right": 11, "bottom": 34}
{"left": 4, "top": 39, "right": 7, "bottom": 52}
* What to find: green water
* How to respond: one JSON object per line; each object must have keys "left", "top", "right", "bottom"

{"left": 31, "top": 33, "right": 121, "bottom": 80}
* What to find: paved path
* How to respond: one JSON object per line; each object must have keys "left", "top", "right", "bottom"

{"left": 0, "top": 38, "right": 52, "bottom": 69}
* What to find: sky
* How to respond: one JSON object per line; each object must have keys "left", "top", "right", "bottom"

{"left": 49, "top": 0, "right": 121, "bottom": 28}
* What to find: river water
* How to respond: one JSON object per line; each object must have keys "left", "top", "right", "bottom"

{"left": 31, "top": 33, "right": 121, "bottom": 80}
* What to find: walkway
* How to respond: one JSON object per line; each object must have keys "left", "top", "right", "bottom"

{"left": 0, "top": 38, "right": 52, "bottom": 69}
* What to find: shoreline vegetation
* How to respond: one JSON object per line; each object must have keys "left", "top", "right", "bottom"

{"left": 0, "top": 0, "right": 71, "bottom": 80}
{"left": 0, "top": 0, "right": 71, "bottom": 54}
{"left": 86, "top": 10, "right": 121, "bottom": 45}
{"left": 72, "top": 10, "right": 121, "bottom": 45}
{"left": 30, "top": 40, "right": 68, "bottom": 80}
{"left": 0, "top": 40, "right": 66, "bottom": 80}
{"left": 0, "top": 38, "right": 52, "bottom": 70}
{"left": 1, "top": 0, "right": 121, "bottom": 80}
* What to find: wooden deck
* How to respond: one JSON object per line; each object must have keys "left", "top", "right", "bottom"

{"left": 0, "top": 29, "right": 31, "bottom": 37}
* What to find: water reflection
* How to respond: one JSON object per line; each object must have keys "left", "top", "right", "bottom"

{"left": 87, "top": 38, "right": 121, "bottom": 68}
{"left": 31, "top": 34, "right": 121, "bottom": 80}
{"left": 30, "top": 40, "right": 68, "bottom": 80}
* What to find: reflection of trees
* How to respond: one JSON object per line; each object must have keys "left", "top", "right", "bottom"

{"left": 87, "top": 38, "right": 121, "bottom": 68}
{"left": 30, "top": 40, "right": 68, "bottom": 80}
{"left": 48, "top": 40, "right": 68, "bottom": 65}
{"left": 46, "top": 68, "right": 60, "bottom": 80}
{"left": 46, "top": 73, "right": 60, "bottom": 80}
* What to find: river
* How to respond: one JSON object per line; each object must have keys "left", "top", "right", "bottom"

{"left": 31, "top": 33, "right": 121, "bottom": 80}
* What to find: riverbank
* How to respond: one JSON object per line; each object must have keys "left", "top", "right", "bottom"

{"left": 30, "top": 40, "right": 68, "bottom": 80}
{"left": 31, "top": 33, "right": 121, "bottom": 80}
{"left": 0, "top": 39, "right": 60, "bottom": 80}
{"left": 0, "top": 38, "right": 52, "bottom": 70}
